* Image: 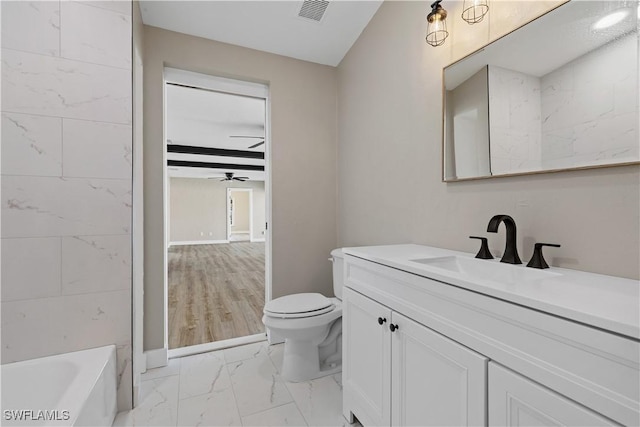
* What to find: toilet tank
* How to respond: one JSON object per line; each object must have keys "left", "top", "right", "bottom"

{"left": 330, "top": 248, "right": 345, "bottom": 300}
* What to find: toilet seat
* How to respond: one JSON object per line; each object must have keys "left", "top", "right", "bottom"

{"left": 264, "top": 293, "right": 335, "bottom": 319}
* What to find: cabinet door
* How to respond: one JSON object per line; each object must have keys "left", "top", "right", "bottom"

{"left": 343, "top": 287, "right": 392, "bottom": 427}
{"left": 489, "top": 363, "right": 619, "bottom": 426}
{"left": 391, "top": 312, "right": 488, "bottom": 426}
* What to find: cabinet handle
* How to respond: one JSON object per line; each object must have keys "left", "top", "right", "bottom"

{"left": 389, "top": 323, "right": 399, "bottom": 332}
{"left": 377, "top": 317, "right": 387, "bottom": 325}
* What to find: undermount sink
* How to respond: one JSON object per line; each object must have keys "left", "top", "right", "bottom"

{"left": 410, "top": 256, "right": 561, "bottom": 285}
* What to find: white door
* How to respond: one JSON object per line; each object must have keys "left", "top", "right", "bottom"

{"left": 391, "top": 312, "right": 488, "bottom": 426}
{"left": 488, "top": 363, "right": 618, "bottom": 426}
{"left": 343, "top": 287, "right": 392, "bottom": 427}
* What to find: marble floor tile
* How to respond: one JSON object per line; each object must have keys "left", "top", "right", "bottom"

{"left": 286, "top": 374, "right": 346, "bottom": 427}
{"left": 179, "top": 350, "right": 230, "bottom": 400}
{"left": 177, "top": 387, "right": 241, "bottom": 427}
{"left": 224, "top": 341, "right": 268, "bottom": 364}
{"left": 115, "top": 341, "right": 354, "bottom": 427}
{"left": 228, "top": 353, "right": 293, "bottom": 417}
{"left": 114, "top": 375, "right": 179, "bottom": 427}
{"left": 267, "top": 343, "right": 284, "bottom": 373}
{"left": 241, "top": 403, "right": 307, "bottom": 427}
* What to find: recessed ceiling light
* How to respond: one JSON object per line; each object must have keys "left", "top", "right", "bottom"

{"left": 592, "top": 9, "right": 630, "bottom": 30}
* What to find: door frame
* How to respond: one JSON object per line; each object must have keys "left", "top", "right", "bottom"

{"left": 161, "top": 68, "right": 271, "bottom": 359}
{"left": 227, "top": 187, "right": 254, "bottom": 242}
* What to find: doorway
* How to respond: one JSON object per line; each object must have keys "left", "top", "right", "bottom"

{"left": 227, "top": 188, "right": 253, "bottom": 242}
{"left": 164, "top": 68, "right": 270, "bottom": 356}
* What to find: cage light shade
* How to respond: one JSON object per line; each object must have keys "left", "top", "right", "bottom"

{"left": 426, "top": 1, "right": 449, "bottom": 47}
{"left": 461, "top": 0, "right": 489, "bottom": 24}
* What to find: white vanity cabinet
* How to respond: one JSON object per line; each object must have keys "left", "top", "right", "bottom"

{"left": 343, "top": 287, "right": 488, "bottom": 426}
{"left": 341, "top": 246, "right": 640, "bottom": 427}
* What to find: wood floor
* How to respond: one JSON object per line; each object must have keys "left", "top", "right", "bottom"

{"left": 168, "top": 242, "right": 265, "bottom": 349}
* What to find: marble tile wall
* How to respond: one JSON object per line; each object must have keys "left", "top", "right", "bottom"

{"left": 1, "top": 0, "right": 133, "bottom": 410}
{"left": 540, "top": 33, "right": 638, "bottom": 169}
{"left": 488, "top": 65, "right": 543, "bottom": 175}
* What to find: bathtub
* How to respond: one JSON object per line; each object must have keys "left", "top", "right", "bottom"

{"left": 1, "top": 346, "right": 117, "bottom": 426}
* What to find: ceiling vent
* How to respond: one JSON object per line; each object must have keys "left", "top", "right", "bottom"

{"left": 298, "top": 0, "right": 330, "bottom": 22}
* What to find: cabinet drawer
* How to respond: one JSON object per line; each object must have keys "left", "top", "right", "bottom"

{"left": 344, "top": 255, "right": 640, "bottom": 426}
{"left": 489, "top": 362, "right": 619, "bottom": 426}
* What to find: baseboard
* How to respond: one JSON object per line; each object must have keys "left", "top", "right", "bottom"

{"left": 251, "top": 238, "right": 265, "bottom": 243}
{"left": 169, "top": 240, "right": 229, "bottom": 247}
{"left": 230, "top": 231, "right": 250, "bottom": 234}
{"left": 144, "top": 347, "right": 168, "bottom": 370}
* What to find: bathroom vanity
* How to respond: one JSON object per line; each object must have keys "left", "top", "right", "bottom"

{"left": 341, "top": 244, "right": 639, "bottom": 426}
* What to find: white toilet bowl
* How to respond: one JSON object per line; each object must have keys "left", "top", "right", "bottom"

{"left": 262, "top": 249, "right": 344, "bottom": 382}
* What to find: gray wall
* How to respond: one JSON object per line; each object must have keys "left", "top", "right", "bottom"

{"left": 143, "top": 26, "right": 338, "bottom": 351}
{"left": 337, "top": 1, "right": 639, "bottom": 280}
{"left": 169, "top": 178, "right": 265, "bottom": 242}
{"left": 1, "top": 0, "right": 133, "bottom": 408}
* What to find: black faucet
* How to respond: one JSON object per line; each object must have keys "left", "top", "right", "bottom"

{"left": 487, "top": 214, "right": 522, "bottom": 264}
{"left": 527, "top": 243, "right": 561, "bottom": 269}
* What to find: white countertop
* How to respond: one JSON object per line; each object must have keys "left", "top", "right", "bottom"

{"left": 342, "top": 244, "right": 640, "bottom": 340}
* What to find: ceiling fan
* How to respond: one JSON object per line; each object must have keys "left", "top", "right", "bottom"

{"left": 229, "top": 135, "right": 265, "bottom": 149}
{"left": 210, "top": 172, "right": 249, "bottom": 182}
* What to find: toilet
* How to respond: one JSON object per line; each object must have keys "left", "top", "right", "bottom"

{"left": 262, "top": 248, "right": 344, "bottom": 382}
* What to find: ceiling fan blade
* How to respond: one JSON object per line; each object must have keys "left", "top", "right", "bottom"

{"left": 233, "top": 178, "right": 247, "bottom": 182}
{"left": 248, "top": 141, "right": 265, "bottom": 149}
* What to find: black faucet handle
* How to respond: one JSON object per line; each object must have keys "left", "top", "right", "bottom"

{"left": 469, "top": 236, "right": 494, "bottom": 259}
{"left": 527, "top": 243, "right": 561, "bottom": 269}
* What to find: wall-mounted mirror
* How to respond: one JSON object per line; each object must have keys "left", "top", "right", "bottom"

{"left": 443, "top": 0, "right": 639, "bottom": 181}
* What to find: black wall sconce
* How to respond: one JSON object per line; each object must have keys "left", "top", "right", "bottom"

{"left": 426, "top": 0, "right": 490, "bottom": 47}
{"left": 426, "top": 0, "right": 449, "bottom": 47}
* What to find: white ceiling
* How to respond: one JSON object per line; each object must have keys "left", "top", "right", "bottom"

{"left": 166, "top": 84, "right": 266, "bottom": 151}
{"left": 139, "top": 0, "right": 383, "bottom": 66}
{"left": 166, "top": 84, "right": 266, "bottom": 180}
